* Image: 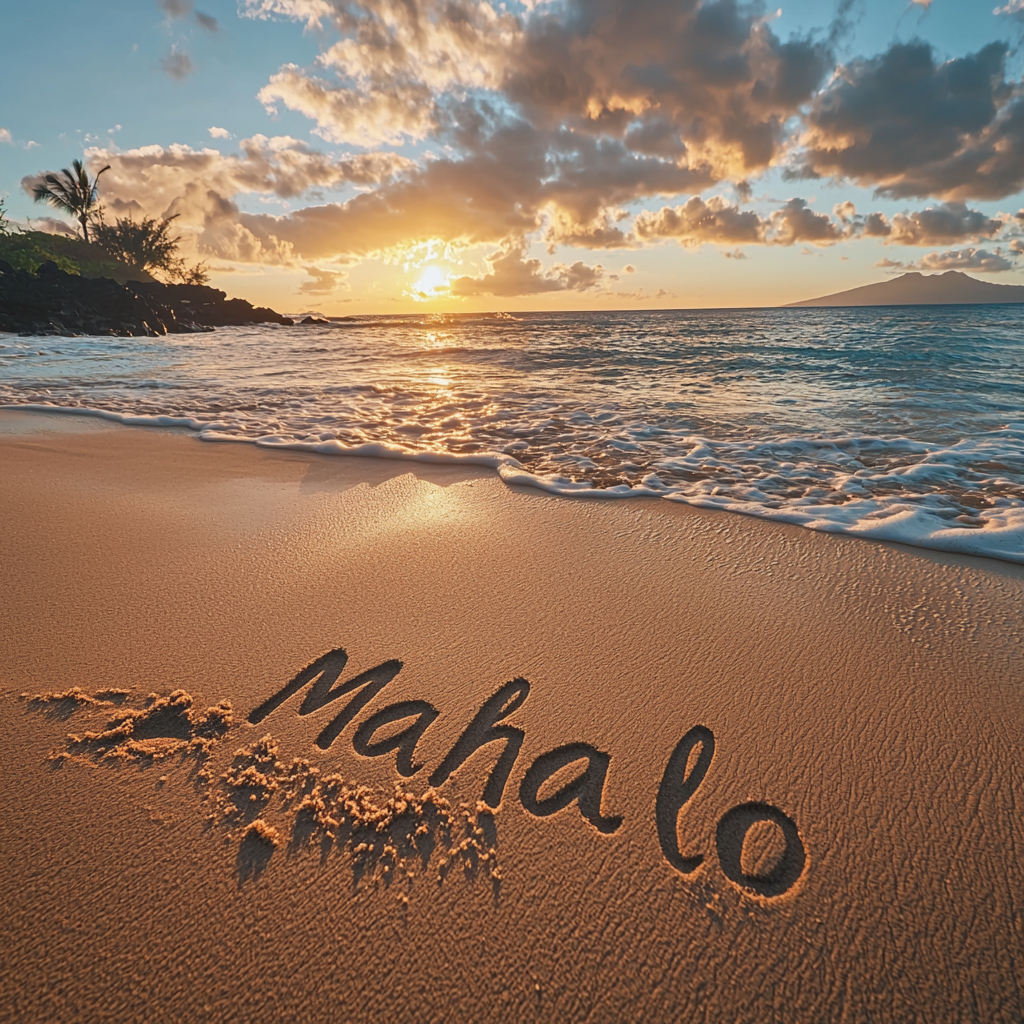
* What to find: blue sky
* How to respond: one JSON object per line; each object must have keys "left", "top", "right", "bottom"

{"left": 3, "top": 0, "right": 1023, "bottom": 312}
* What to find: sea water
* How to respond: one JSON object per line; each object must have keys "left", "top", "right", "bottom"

{"left": 2, "top": 305, "right": 1022, "bottom": 563}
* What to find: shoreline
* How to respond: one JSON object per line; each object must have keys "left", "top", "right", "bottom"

{"left": 5, "top": 401, "right": 1022, "bottom": 567}
{"left": 2, "top": 409, "right": 1023, "bottom": 1021}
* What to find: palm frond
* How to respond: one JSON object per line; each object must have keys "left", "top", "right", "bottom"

{"left": 31, "top": 160, "right": 111, "bottom": 240}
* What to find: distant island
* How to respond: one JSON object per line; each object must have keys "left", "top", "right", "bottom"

{"left": 788, "top": 271, "right": 1024, "bottom": 307}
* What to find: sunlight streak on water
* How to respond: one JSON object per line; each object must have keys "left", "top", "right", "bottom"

{"left": 2, "top": 306, "right": 1022, "bottom": 561}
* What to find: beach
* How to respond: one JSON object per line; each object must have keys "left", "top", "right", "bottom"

{"left": 1, "top": 407, "right": 1023, "bottom": 1021}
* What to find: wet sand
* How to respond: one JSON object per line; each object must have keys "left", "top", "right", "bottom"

{"left": 1, "top": 408, "right": 1023, "bottom": 1023}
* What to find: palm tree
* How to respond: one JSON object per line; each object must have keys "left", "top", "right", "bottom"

{"left": 32, "top": 159, "right": 111, "bottom": 243}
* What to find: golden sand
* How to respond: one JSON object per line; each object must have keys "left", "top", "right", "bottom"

{"left": 2, "top": 408, "right": 1023, "bottom": 1021}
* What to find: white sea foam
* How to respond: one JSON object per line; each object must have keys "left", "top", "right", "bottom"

{"left": 2, "top": 307, "right": 1022, "bottom": 563}
{"left": 5, "top": 400, "right": 1022, "bottom": 562}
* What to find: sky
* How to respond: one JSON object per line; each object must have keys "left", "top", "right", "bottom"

{"left": 2, "top": 0, "right": 1024, "bottom": 313}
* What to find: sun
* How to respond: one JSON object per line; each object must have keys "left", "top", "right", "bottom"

{"left": 410, "top": 265, "right": 451, "bottom": 301}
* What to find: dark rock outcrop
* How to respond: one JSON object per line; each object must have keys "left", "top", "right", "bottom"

{"left": 0, "top": 260, "right": 294, "bottom": 337}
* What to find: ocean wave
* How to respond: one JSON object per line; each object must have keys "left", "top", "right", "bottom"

{"left": 5, "top": 401, "right": 1022, "bottom": 563}
{"left": 2, "top": 305, "right": 1022, "bottom": 563}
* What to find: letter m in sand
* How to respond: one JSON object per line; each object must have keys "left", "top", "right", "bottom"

{"left": 247, "top": 647, "right": 403, "bottom": 750}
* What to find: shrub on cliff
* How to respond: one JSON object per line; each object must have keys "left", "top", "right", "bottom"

{"left": 0, "top": 228, "right": 155, "bottom": 282}
{"left": 0, "top": 199, "right": 77, "bottom": 273}
{"left": 94, "top": 214, "right": 209, "bottom": 285}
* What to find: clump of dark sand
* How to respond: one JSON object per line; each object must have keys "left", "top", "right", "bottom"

{"left": 27, "top": 690, "right": 501, "bottom": 898}
{"left": 24, "top": 687, "right": 131, "bottom": 720}
{"left": 203, "top": 735, "right": 501, "bottom": 896}
{"left": 30, "top": 688, "right": 233, "bottom": 763}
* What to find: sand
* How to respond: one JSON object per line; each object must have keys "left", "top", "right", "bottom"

{"left": 1, "top": 407, "right": 1023, "bottom": 1023}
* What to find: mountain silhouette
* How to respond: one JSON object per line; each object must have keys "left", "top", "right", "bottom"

{"left": 787, "top": 271, "right": 1024, "bottom": 307}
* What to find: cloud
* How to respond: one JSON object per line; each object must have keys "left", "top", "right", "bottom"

{"left": 917, "top": 248, "right": 1017, "bottom": 272}
{"left": 208, "top": 127, "right": 232, "bottom": 139}
{"left": 56, "top": 0, "right": 1024, "bottom": 279}
{"left": 994, "top": 0, "right": 1024, "bottom": 13}
{"left": 793, "top": 41, "right": 1024, "bottom": 200}
{"left": 195, "top": 11, "right": 218, "bottom": 30}
{"left": 159, "top": 0, "right": 192, "bottom": 15}
{"left": 878, "top": 247, "right": 1017, "bottom": 273}
{"left": 259, "top": 67, "right": 438, "bottom": 149}
{"left": 299, "top": 265, "right": 348, "bottom": 293}
{"left": 450, "top": 242, "right": 604, "bottom": 296}
{"left": 861, "top": 202, "right": 1004, "bottom": 245}
{"left": 0, "top": 128, "right": 11, "bottom": 144}
{"left": 635, "top": 196, "right": 767, "bottom": 246}
{"left": 60, "top": 136, "right": 415, "bottom": 263}
{"left": 635, "top": 196, "right": 845, "bottom": 247}
{"left": 769, "top": 198, "right": 844, "bottom": 245}
{"left": 246, "top": 0, "right": 834, "bottom": 200}
{"left": 634, "top": 196, "right": 1005, "bottom": 253}
{"left": 162, "top": 47, "right": 194, "bottom": 79}
{"left": 225, "top": 121, "right": 563, "bottom": 259}
{"left": 20, "top": 216, "right": 79, "bottom": 237}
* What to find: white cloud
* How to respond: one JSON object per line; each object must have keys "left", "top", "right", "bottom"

{"left": 878, "top": 247, "right": 1018, "bottom": 273}
{"left": 209, "top": 127, "right": 232, "bottom": 139}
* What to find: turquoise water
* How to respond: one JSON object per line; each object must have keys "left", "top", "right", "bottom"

{"left": 2, "top": 305, "right": 1022, "bottom": 561}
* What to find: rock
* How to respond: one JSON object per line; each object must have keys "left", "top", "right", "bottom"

{"left": 0, "top": 262, "right": 292, "bottom": 337}
{"left": 300, "top": 315, "right": 330, "bottom": 325}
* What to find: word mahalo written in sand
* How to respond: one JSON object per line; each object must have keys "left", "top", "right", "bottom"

{"left": 248, "top": 647, "right": 808, "bottom": 899}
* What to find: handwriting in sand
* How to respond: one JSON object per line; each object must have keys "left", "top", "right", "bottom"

{"left": 248, "top": 647, "right": 807, "bottom": 898}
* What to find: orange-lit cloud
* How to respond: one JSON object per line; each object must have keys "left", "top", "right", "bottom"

{"left": 450, "top": 241, "right": 604, "bottom": 296}
{"left": 23, "top": 0, "right": 1024, "bottom": 297}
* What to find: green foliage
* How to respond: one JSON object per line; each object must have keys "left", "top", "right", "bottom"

{"left": 43, "top": 232, "right": 159, "bottom": 282}
{"left": 0, "top": 231, "right": 80, "bottom": 275}
{"left": 31, "top": 159, "right": 110, "bottom": 243}
{"left": 94, "top": 214, "right": 181, "bottom": 275}
{"left": 94, "top": 213, "right": 209, "bottom": 284}
{"left": 0, "top": 197, "right": 10, "bottom": 237}
{"left": 0, "top": 227, "right": 161, "bottom": 282}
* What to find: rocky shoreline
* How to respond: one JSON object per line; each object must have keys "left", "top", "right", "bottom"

{"left": 0, "top": 259, "right": 294, "bottom": 336}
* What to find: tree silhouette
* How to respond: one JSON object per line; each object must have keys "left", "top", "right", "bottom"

{"left": 95, "top": 213, "right": 209, "bottom": 284}
{"left": 95, "top": 214, "right": 181, "bottom": 275}
{"left": 32, "top": 159, "right": 110, "bottom": 243}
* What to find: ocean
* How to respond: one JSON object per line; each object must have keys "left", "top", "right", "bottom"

{"left": 2, "top": 305, "right": 1022, "bottom": 563}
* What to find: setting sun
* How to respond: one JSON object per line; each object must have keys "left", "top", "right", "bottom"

{"left": 410, "top": 265, "right": 451, "bottom": 301}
